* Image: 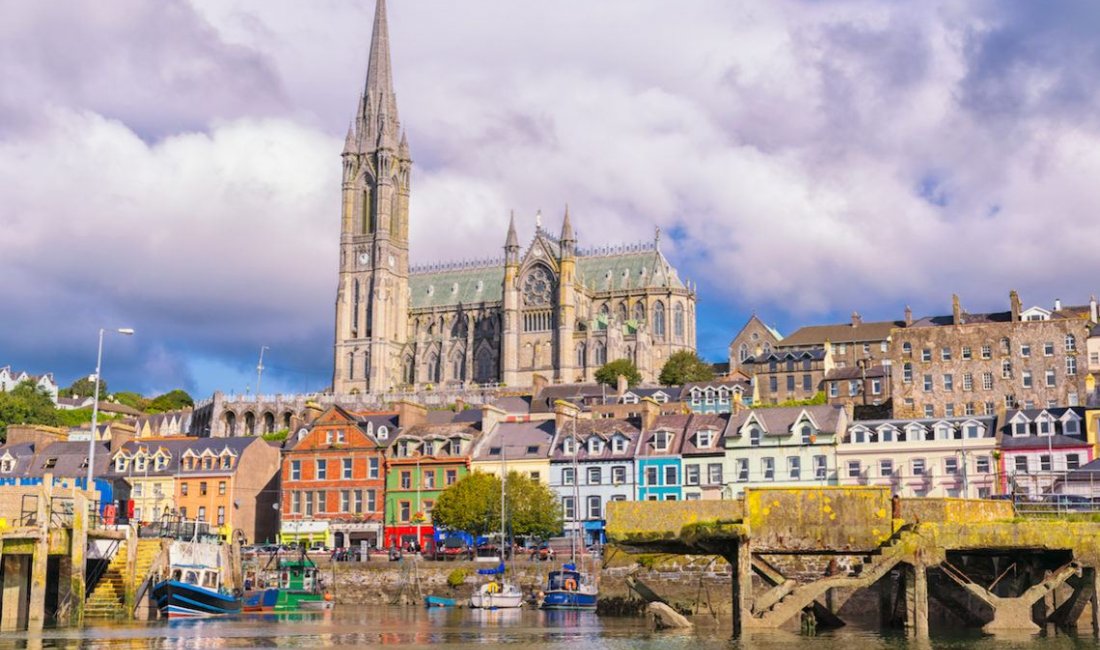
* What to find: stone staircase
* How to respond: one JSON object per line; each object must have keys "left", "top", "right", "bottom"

{"left": 83, "top": 539, "right": 162, "bottom": 620}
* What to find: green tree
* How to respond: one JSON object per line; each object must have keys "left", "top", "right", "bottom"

{"left": 594, "top": 358, "right": 642, "bottom": 388}
{"left": 658, "top": 350, "right": 715, "bottom": 385}
{"left": 147, "top": 389, "right": 194, "bottom": 413}
{"left": 66, "top": 376, "right": 106, "bottom": 400}
{"left": 112, "top": 391, "right": 149, "bottom": 411}
{"left": 505, "top": 471, "right": 562, "bottom": 539}
{"left": 431, "top": 471, "right": 563, "bottom": 540}
{"left": 430, "top": 471, "right": 500, "bottom": 538}
{"left": 0, "top": 381, "right": 61, "bottom": 440}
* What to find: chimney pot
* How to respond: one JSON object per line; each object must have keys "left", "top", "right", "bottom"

{"left": 851, "top": 312, "right": 861, "bottom": 327}
{"left": 1054, "top": 298, "right": 1062, "bottom": 312}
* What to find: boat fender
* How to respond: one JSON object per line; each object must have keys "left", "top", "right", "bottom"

{"left": 324, "top": 593, "right": 333, "bottom": 601}
{"left": 564, "top": 578, "right": 577, "bottom": 591}
{"left": 487, "top": 582, "right": 500, "bottom": 593}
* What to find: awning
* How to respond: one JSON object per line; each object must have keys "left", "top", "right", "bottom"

{"left": 583, "top": 520, "right": 604, "bottom": 531}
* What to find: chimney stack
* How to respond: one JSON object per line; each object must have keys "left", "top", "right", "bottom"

{"left": 639, "top": 397, "right": 661, "bottom": 431}
{"left": 1010, "top": 290, "right": 1021, "bottom": 323}
{"left": 904, "top": 306, "right": 913, "bottom": 327}
{"left": 480, "top": 404, "right": 507, "bottom": 436}
{"left": 616, "top": 374, "right": 629, "bottom": 397}
{"left": 952, "top": 294, "right": 962, "bottom": 325}
{"left": 394, "top": 400, "right": 427, "bottom": 427}
{"left": 851, "top": 311, "right": 862, "bottom": 327}
{"left": 1054, "top": 298, "right": 1062, "bottom": 312}
{"left": 1090, "top": 295, "right": 1098, "bottom": 323}
{"left": 553, "top": 399, "right": 581, "bottom": 434}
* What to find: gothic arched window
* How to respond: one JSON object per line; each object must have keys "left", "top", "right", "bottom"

{"left": 598, "top": 303, "right": 610, "bottom": 331}
{"left": 674, "top": 303, "right": 684, "bottom": 342}
{"left": 632, "top": 302, "right": 645, "bottom": 323}
{"left": 576, "top": 342, "right": 586, "bottom": 368}
{"left": 427, "top": 352, "right": 440, "bottom": 383}
{"left": 451, "top": 353, "right": 465, "bottom": 382}
{"left": 739, "top": 343, "right": 749, "bottom": 362}
{"left": 403, "top": 355, "right": 415, "bottom": 385}
{"left": 594, "top": 341, "right": 607, "bottom": 366}
{"left": 617, "top": 302, "right": 628, "bottom": 324}
{"left": 653, "top": 301, "right": 666, "bottom": 339}
{"left": 348, "top": 352, "right": 356, "bottom": 380}
{"left": 475, "top": 348, "right": 495, "bottom": 384}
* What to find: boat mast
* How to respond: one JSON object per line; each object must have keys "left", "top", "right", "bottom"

{"left": 570, "top": 395, "right": 581, "bottom": 564}
{"left": 500, "top": 427, "right": 507, "bottom": 568}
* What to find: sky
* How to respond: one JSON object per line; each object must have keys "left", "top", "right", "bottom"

{"left": 3, "top": 0, "right": 1100, "bottom": 398}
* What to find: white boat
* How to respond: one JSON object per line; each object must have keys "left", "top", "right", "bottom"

{"left": 469, "top": 442, "right": 523, "bottom": 610}
{"left": 469, "top": 578, "right": 524, "bottom": 609}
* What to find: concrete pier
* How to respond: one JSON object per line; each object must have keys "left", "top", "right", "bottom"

{"left": 608, "top": 487, "right": 1100, "bottom": 637}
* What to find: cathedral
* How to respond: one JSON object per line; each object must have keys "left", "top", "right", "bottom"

{"left": 332, "top": 0, "right": 697, "bottom": 394}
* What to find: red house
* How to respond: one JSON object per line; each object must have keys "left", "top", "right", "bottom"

{"left": 279, "top": 405, "right": 395, "bottom": 550}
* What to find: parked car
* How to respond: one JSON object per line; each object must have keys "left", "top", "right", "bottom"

{"left": 528, "top": 542, "right": 555, "bottom": 561}
{"left": 440, "top": 536, "right": 471, "bottom": 560}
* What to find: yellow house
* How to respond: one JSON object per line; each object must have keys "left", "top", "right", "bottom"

{"left": 470, "top": 412, "right": 555, "bottom": 485}
{"left": 112, "top": 443, "right": 176, "bottom": 522}
{"left": 1085, "top": 377, "right": 1099, "bottom": 458}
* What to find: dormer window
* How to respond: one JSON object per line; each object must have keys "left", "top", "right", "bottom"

{"left": 42, "top": 458, "right": 57, "bottom": 470}
{"left": 964, "top": 423, "right": 982, "bottom": 439}
{"left": 0, "top": 456, "right": 14, "bottom": 473}
{"left": 135, "top": 457, "right": 147, "bottom": 472}
{"left": 748, "top": 425, "right": 761, "bottom": 447}
{"left": 1036, "top": 414, "right": 1054, "bottom": 436}
{"left": 588, "top": 438, "right": 604, "bottom": 454}
{"left": 852, "top": 428, "right": 867, "bottom": 444}
{"left": 612, "top": 437, "right": 626, "bottom": 454}
{"left": 696, "top": 430, "right": 714, "bottom": 448}
{"left": 155, "top": 455, "right": 168, "bottom": 470}
{"left": 1012, "top": 418, "right": 1030, "bottom": 437}
{"left": 652, "top": 431, "right": 672, "bottom": 451}
{"left": 621, "top": 393, "right": 639, "bottom": 405}
{"left": 935, "top": 424, "right": 953, "bottom": 441}
{"left": 690, "top": 388, "right": 701, "bottom": 405}
{"left": 1064, "top": 415, "right": 1081, "bottom": 436}
{"left": 563, "top": 438, "right": 576, "bottom": 455}
{"left": 879, "top": 426, "right": 896, "bottom": 443}
{"left": 799, "top": 423, "right": 814, "bottom": 445}
{"left": 377, "top": 426, "right": 388, "bottom": 440}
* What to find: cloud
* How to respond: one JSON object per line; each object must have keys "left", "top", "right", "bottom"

{"left": 3, "top": 0, "right": 1100, "bottom": 392}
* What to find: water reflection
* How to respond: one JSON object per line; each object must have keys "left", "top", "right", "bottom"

{"left": 0, "top": 607, "right": 1097, "bottom": 650}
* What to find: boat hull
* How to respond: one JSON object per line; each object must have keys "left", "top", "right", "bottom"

{"left": 243, "top": 588, "right": 329, "bottom": 612}
{"left": 424, "top": 595, "right": 457, "bottom": 608}
{"left": 153, "top": 580, "right": 242, "bottom": 618}
{"left": 540, "top": 589, "right": 598, "bottom": 610}
{"left": 469, "top": 589, "right": 524, "bottom": 609}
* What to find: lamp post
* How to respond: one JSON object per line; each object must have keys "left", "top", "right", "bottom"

{"left": 87, "top": 327, "right": 135, "bottom": 487}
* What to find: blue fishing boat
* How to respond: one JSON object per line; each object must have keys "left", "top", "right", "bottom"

{"left": 153, "top": 564, "right": 242, "bottom": 617}
{"left": 540, "top": 564, "right": 598, "bottom": 611}
{"left": 424, "top": 595, "right": 457, "bottom": 608}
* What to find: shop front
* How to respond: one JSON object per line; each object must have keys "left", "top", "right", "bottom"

{"left": 279, "top": 519, "right": 330, "bottom": 548}
{"left": 383, "top": 524, "right": 436, "bottom": 552}
{"left": 331, "top": 520, "right": 384, "bottom": 551}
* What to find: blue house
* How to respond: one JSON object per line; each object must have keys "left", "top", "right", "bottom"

{"left": 636, "top": 415, "right": 685, "bottom": 500}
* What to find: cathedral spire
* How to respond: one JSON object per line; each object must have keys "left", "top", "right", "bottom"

{"left": 560, "top": 205, "right": 574, "bottom": 243}
{"left": 343, "top": 120, "right": 356, "bottom": 154}
{"left": 505, "top": 211, "right": 520, "bottom": 263}
{"left": 361, "top": 0, "right": 400, "bottom": 148}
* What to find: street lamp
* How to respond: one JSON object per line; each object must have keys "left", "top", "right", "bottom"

{"left": 86, "top": 327, "right": 135, "bottom": 487}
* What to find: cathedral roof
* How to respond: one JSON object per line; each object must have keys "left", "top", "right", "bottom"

{"left": 408, "top": 240, "right": 687, "bottom": 310}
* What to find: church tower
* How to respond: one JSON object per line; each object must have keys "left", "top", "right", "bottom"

{"left": 333, "top": 0, "right": 411, "bottom": 394}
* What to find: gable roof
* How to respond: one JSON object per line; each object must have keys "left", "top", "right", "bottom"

{"left": 778, "top": 320, "right": 903, "bottom": 347}
{"left": 472, "top": 420, "right": 555, "bottom": 462}
{"left": 727, "top": 405, "right": 844, "bottom": 437}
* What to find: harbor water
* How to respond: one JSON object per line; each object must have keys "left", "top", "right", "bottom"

{"left": 1, "top": 607, "right": 1099, "bottom": 650}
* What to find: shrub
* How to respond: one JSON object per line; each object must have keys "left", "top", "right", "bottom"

{"left": 447, "top": 568, "right": 468, "bottom": 589}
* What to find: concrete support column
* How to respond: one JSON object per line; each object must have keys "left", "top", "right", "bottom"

{"left": 879, "top": 571, "right": 895, "bottom": 629}
{"left": 68, "top": 492, "right": 88, "bottom": 625}
{"left": 26, "top": 492, "right": 49, "bottom": 631}
{"left": 730, "top": 539, "right": 753, "bottom": 637}
{"left": 904, "top": 563, "right": 929, "bottom": 638}
{"left": 1092, "top": 567, "right": 1100, "bottom": 638}
{"left": 1, "top": 555, "right": 29, "bottom": 631}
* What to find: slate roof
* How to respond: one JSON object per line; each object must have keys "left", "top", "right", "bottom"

{"left": 0, "top": 443, "right": 38, "bottom": 475}
{"left": 908, "top": 312, "right": 1012, "bottom": 327}
{"left": 620, "top": 386, "right": 683, "bottom": 402}
{"left": 472, "top": 420, "right": 555, "bottom": 462}
{"left": 726, "top": 405, "right": 844, "bottom": 437}
{"left": 491, "top": 396, "right": 532, "bottom": 414}
{"left": 681, "top": 379, "right": 749, "bottom": 393}
{"left": 636, "top": 414, "right": 691, "bottom": 458}
{"left": 408, "top": 243, "right": 685, "bottom": 311}
{"left": 743, "top": 349, "right": 826, "bottom": 364}
{"left": 847, "top": 416, "right": 998, "bottom": 441}
{"left": 24, "top": 441, "right": 113, "bottom": 478}
{"left": 678, "top": 414, "right": 730, "bottom": 456}
{"left": 548, "top": 418, "right": 641, "bottom": 461}
{"left": 106, "top": 437, "right": 259, "bottom": 477}
{"left": 998, "top": 407, "right": 1089, "bottom": 450}
{"left": 778, "top": 320, "right": 903, "bottom": 347}
{"left": 532, "top": 383, "right": 610, "bottom": 412}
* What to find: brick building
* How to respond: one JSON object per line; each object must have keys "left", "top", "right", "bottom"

{"left": 891, "top": 293, "right": 1096, "bottom": 419}
{"left": 279, "top": 405, "right": 395, "bottom": 549}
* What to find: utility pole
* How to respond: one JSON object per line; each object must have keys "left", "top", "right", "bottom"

{"left": 256, "top": 345, "right": 270, "bottom": 396}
